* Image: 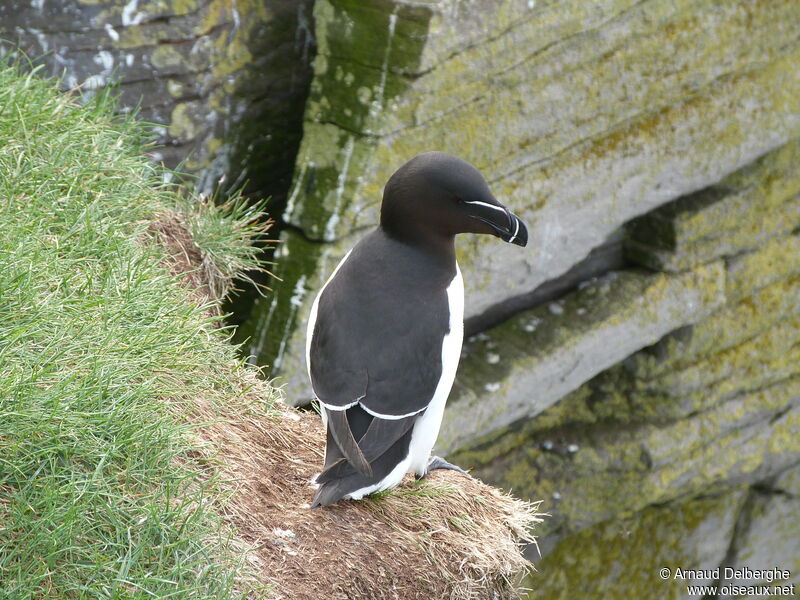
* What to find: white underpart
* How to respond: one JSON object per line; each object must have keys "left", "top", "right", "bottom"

{"left": 407, "top": 265, "right": 464, "bottom": 475}
{"left": 343, "top": 265, "right": 465, "bottom": 500}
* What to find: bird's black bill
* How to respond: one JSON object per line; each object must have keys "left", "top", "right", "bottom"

{"left": 504, "top": 212, "right": 528, "bottom": 246}
{"left": 470, "top": 210, "right": 528, "bottom": 247}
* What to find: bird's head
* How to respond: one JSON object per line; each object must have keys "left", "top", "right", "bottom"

{"left": 380, "top": 152, "right": 528, "bottom": 247}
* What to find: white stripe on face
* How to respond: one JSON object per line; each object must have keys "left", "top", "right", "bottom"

{"left": 463, "top": 199, "right": 507, "bottom": 214}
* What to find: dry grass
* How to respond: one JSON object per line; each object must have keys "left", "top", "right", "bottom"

{"left": 148, "top": 211, "right": 218, "bottom": 308}
{"left": 155, "top": 212, "right": 544, "bottom": 600}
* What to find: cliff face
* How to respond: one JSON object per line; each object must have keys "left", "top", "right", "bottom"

{"left": 0, "top": 0, "right": 314, "bottom": 203}
{"left": 241, "top": 0, "right": 800, "bottom": 392}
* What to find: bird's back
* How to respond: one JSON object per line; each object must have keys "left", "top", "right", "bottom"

{"left": 308, "top": 229, "right": 456, "bottom": 415}
{"left": 307, "top": 229, "right": 461, "bottom": 506}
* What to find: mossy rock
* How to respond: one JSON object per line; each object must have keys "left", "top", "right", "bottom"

{"left": 633, "top": 315, "right": 800, "bottom": 402}
{"left": 257, "top": 0, "right": 800, "bottom": 392}
{"left": 628, "top": 274, "right": 800, "bottom": 379}
{"left": 718, "top": 466, "right": 800, "bottom": 596}
{"left": 525, "top": 489, "right": 747, "bottom": 599}
{"left": 624, "top": 135, "right": 800, "bottom": 272}
{"left": 0, "top": 0, "right": 315, "bottom": 202}
{"left": 435, "top": 262, "right": 725, "bottom": 453}
{"left": 726, "top": 232, "right": 800, "bottom": 301}
{"left": 453, "top": 375, "right": 800, "bottom": 542}
{"left": 626, "top": 196, "right": 800, "bottom": 272}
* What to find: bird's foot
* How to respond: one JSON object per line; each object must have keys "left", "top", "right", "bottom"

{"left": 415, "top": 456, "right": 470, "bottom": 480}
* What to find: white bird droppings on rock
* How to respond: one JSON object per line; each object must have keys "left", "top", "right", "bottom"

{"left": 104, "top": 23, "right": 120, "bottom": 41}
{"left": 523, "top": 317, "right": 541, "bottom": 332}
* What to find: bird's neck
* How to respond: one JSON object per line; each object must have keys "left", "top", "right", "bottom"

{"left": 380, "top": 225, "right": 456, "bottom": 272}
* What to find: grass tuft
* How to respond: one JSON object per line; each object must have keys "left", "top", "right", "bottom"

{"left": 0, "top": 61, "right": 273, "bottom": 598}
{"left": 177, "top": 192, "right": 276, "bottom": 301}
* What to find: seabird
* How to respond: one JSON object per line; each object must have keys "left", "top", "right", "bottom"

{"left": 307, "top": 152, "right": 528, "bottom": 507}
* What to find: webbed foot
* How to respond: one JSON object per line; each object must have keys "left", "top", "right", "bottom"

{"left": 415, "top": 456, "right": 470, "bottom": 480}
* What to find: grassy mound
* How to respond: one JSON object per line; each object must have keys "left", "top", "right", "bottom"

{"left": 0, "top": 64, "right": 272, "bottom": 598}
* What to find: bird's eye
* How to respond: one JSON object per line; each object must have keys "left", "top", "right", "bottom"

{"left": 454, "top": 196, "right": 465, "bottom": 204}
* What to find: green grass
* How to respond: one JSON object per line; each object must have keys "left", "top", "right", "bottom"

{"left": 180, "top": 193, "right": 275, "bottom": 301}
{"left": 0, "top": 63, "right": 274, "bottom": 598}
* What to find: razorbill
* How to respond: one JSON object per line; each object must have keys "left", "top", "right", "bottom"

{"left": 307, "top": 152, "right": 528, "bottom": 507}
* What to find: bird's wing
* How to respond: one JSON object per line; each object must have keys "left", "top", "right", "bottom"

{"left": 316, "top": 412, "right": 417, "bottom": 484}
{"left": 324, "top": 408, "right": 372, "bottom": 477}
